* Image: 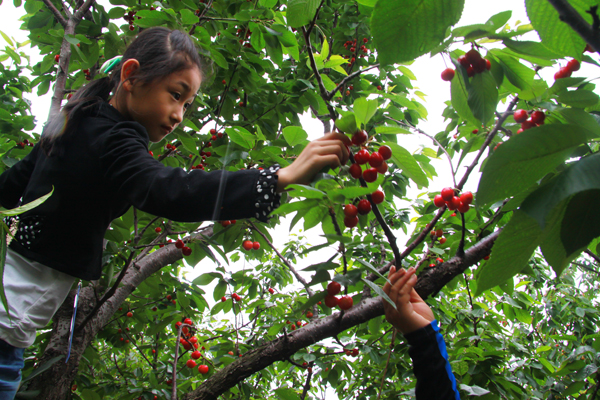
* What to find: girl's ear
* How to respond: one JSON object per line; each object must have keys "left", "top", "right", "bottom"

{"left": 120, "top": 59, "right": 140, "bottom": 91}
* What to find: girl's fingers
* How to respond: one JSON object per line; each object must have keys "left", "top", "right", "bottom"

{"left": 391, "top": 267, "right": 416, "bottom": 299}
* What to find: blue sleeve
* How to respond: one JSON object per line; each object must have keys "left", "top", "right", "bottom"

{"left": 404, "top": 320, "right": 460, "bottom": 400}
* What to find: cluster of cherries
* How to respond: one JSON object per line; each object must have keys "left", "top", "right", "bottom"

{"left": 433, "top": 188, "right": 473, "bottom": 213}
{"left": 221, "top": 292, "right": 242, "bottom": 302}
{"left": 15, "top": 139, "right": 33, "bottom": 149}
{"left": 234, "top": 27, "right": 253, "bottom": 48}
{"left": 174, "top": 238, "right": 192, "bottom": 256}
{"left": 342, "top": 37, "right": 369, "bottom": 68}
{"left": 242, "top": 240, "right": 260, "bottom": 251}
{"left": 176, "top": 318, "right": 210, "bottom": 374}
{"left": 513, "top": 109, "right": 545, "bottom": 134}
{"left": 219, "top": 219, "right": 237, "bottom": 227}
{"left": 459, "top": 49, "right": 491, "bottom": 77}
{"left": 323, "top": 281, "right": 353, "bottom": 310}
{"left": 123, "top": 9, "right": 144, "bottom": 31}
{"left": 554, "top": 58, "right": 580, "bottom": 80}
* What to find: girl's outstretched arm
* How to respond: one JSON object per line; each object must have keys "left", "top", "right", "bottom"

{"left": 276, "top": 132, "right": 350, "bottom": 192}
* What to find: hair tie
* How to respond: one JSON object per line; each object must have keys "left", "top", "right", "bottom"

{"left": 100, "top": 56, "right": 123, "bottom": 74}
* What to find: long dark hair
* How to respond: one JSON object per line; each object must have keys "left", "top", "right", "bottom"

{"left": 41, "top": 27, "right": 204, "bottom": 155}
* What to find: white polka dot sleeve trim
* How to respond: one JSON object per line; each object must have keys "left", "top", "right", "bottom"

{"left": 253, "top": 164, "right": 282, "bottom": 222}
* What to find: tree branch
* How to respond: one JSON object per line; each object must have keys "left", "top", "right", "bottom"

{"left": 547, "top": 0, "right": 600, "bottom": 53}
{"left": 42, "top": 0, "right": 68, "bottom": 27}
{"left": 328, "top": 64, "right": 380, "bottom": 101}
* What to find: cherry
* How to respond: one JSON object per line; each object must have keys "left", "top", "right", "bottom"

{"left": 186, "top": 359, "right": 197, "bottom": 368}
{"left": 485, "top": 59, "right": 491, "bottom": 70}
{"left": 184, "top": 318, "right": 193, "bottom": 325}
{"left": 441, "top": 187, "right": 454, "bottom": 201}
{"left": 466, "top": 66, "right": 475, "bottom": 77}
{"left": 168, "top": 295, "right": 173, "bottom": 301}
{"left": 458, "top": 55, "right": 470, "bottom": 68}
{"left": 446, "top": 196, "right": 461, "bottom": 211}
{"left": 242, "top": 240, "right": 253, "bottom": 251}
{"left": 354, "top": 149, "right": 370, "bottom": 165}
{"left": 378, "top": 145, "right": 392, "bottom": 160}
{"left": 435, "top": 229, "right": 443, "bottom": 237}
{"left": 368, "top": 152, "right": 384, "bottom": 168}
{"left": 338, "top": 296, "right": 353, "bottom": 310}
{"left": 189, "top": 336, "right": 198, "bottom": 344}
{"left": 252, "top": 241, "right": 260, "bottom": 250}
{"left": 472, "top": 129, "right": 479, "bottom": 134}
{"left": 351, "top": 130, "right": 368, "bottom": 146}
{"left": 458, "top": 201, "right": 470, "bottom": 213}
{"left": 554, "top": 66, "right": 572, "bottom": 79}
{"left": 221, "top": 296, "right": 227, "bottom": 302}
{"left": 182, "top": 246, "right": 192, "bottom": 256}
{"left": 434, "top": 195, "right": 445, "bottom": 208}
{"left": 473, "top": 58, "right": 487, "bottom": 73}
{"left": 363, "top": 168, "right": 378, "bottom": 182}
{"left": 521, "top": 119, "right": 536, "bottom": 130}
{"left": 376, "top": 162, "right": 388, "bottom": 174}
{"left": 513, "top": 109, "right": 528, "bottom": 123}
{"left": 429, "top": 263, "right": 436, "bottom": 268}
{"left": 566, "top": 58, "right": 580, "bottom": 72}
{"left": 459, "top": 191, "right": 473, "bottom": 205}
{"left": 465, "top": 49, "right": 482, "bottom": 65}
{"left": 67, "top": 93, "right": 73, "bottom": 100}
{"left": 349, "top": 163, "right": 362, "bottom": 179}
{"left": 357, "top": 199, "right": 371, "bottom": 215}
{"left": 530, "top": 110, "right": 545, "bottom": 124}
{"left": 441, "top": 68, "right": 455, "bottom": 81}
{"left": 268, "top": 288, "right": 275, "bottom": 294}
{"left": 377, "top": 85, "right": 382, "bottom": 90}
{"left": 198, "top": 364, "right": 209, "bottom": 374}
{"left": 439, "top": 237, "right": 447, "bottom": 244}
{"left": 127, "top": 311, "right": 133, "bottom": 317}
{"left": 344, "top": 204, "right": 358, "bottom": 218}
{"left": 344, "top": 215, "right": 358, "bottom": 228}
{"left": 155, "top": 227, "right": 162, "bottom": 233}
{"left": 54, "top": 54, "right": 59, "bottom": 62}
{"left": 483, "top": 255, "right": 490, "bottom": 260}
{"left": 351, "top": 348, "right": 359, "bottom": 357}
{"left": 175, "top": 239, "right": 184, "bottom": 249}
{"left": 436, "top": 257, "right": 444, "bottom": 263}
{"left": 129, "top": 25, "right": 135, "bottom": 31}
{"left": 324, "top": 295, "right": 338, "bottom": 308}
{"left": 191, "top": 350, "right": 202, "bottom": 359}
{"left": 327, "top": 281, "right": 341, "bottom": 295}
{"left": 371, "top": 190, "right": 384, "bottom": 204}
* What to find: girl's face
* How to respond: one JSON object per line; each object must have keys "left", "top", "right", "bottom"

{"left": 122, "top": 65, "right": 202, "bottom": 143}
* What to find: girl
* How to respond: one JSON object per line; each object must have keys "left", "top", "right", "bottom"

{"left": 0, "top": 27, "right": 349, "bottom": 397}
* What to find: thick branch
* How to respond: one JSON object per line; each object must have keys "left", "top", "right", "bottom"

{"left": 73, "top": 0, "right": 95, "bottom": 21}
{"left": 547, "top": 0, "right": 600, "bottom": 53}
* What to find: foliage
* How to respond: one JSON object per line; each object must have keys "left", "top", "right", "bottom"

{"left": 1, "top": 0, "right": 600, "bottom": 399}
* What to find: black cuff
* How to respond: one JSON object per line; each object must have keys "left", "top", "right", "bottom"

{"left": 252, "top": 164, "right": 282, "bottom": 222}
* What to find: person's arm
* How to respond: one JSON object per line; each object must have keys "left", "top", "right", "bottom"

{"left": 0, "top": 144, "right": 40, "bottom": 209}
{"left": 383, "top": 266, "right": 460, "bottom": 400}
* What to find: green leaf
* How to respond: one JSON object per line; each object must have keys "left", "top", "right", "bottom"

{"left": 490, "top": 50, "right": 534, "bottom": 90}
{"left": 192, "top": 272, "right": 222, "bottom": 286}
{"left": 180, "top": 9, "right": 198, "bottom": 25}
{"left": 355, "top": 259, "right": 389, "bottom": 283}
{"left": 558, "top": 90, "right": 600, "bottom": 108}
{"left": 0, "top": 189, "right": 53, "bottom": 217}
{"left": 327, "top": 186, "right": 372, "bottom": 202}
{"left": 225, "top": 126, "right": 256, "bottom": 149}
{"left": 539, "top": 198, "right": 574, "bottom": 276}
{"left": 561, "top": 189, "right": 600, "bottom": 255}
{"left": 362, "top": 279, "right": 396, "bottom": 310}
{"left": 450, "top": 59, "right": 479, "bottom": 127}
{"left": 213, "top": 280, "right": 227, "bottom": 302}
{"left": 282, "top": 126, "right": 308, "bottom": 147}
{"left": 385, "top": 142, "right": 428, "bottom": 187}
{"left": 251, "top": 29, "right": 266, "bottom": 52}
{"left": 474, "top": 211, "right": 542, "bottom": 296}
{"left": 286, "top": 184, "right": 326, "bottom": 199}
{"left": 375, "top": 125, "right": 411, "bottom": 134}
{"left": 371, "top": 0, "right": 464, "bottom": 65}
{"left": 178, "top": 134, "right": 197, "bottom": 154}
{"left": 209, "top": 48, "right": 228, "bottom": 69}
{"left": 502, "top": 38, "right": 563, "bottom": 60}
{"left": 476, "top": 124, "right": 594, "bottom": 209}
{"left": 334, "top": 114, "right": 357, "bottom": 134}
{"left": 525, "top": 0, "right": 587, "bottom": 59}
{"left": 554, "top": 108, "right": 600, "bottom": 137}
{"left": 353, "top": 98, "right": 378, "bottom": 126}
{"left": 286, "top": 0, "right": 320, "bottom": 28}
{"left": 467, "top": 72, "right": 498, "bottom": 126}
{"left": 459, "top": 384, "right": 490, "bottom": 396}
{"left": 80, "top": 389, "right": 102, "bottom": 400}
{"left": 273, "top": 388, "right": 301, "bottom": 400}
{"left": 21, "top": 355, "right": 64, "bottom": 383}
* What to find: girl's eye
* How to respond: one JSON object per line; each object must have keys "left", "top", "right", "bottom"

{"left": 184, "top": 102, "right": 192, "bottom": 110}
{"left": 172, "top": 92, "right": 181, "bottom": 101}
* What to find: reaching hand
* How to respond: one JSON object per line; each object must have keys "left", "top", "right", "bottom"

{"left": 383, "top": 266, "right": 435, "bottom": 335}
{"left": 276, "top": 132, "right": 350, "bottom": 192}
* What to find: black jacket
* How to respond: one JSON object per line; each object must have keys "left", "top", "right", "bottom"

{"left": 0, "top": 102, "right": 279, "bottom": 280}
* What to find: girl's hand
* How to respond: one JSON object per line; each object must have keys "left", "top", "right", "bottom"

{"left": 276, "top": 132, "right": 350, "bottom": 192}
{"left": 383, "top": 266, "right": 435, "bottom": 335}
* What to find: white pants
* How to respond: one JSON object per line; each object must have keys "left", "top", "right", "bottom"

{"left": 0, "top": 249, "right": 76, "bottom": 348}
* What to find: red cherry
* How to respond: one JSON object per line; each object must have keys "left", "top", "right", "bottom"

{"left": 435, "top": 229, "right": 443, "bottom": 237}
{"left": 441, "top": 68, "right": 455, "bottom": 81}
{"left": 327, "top": 281, "right": 341, "bottom": 295}
{"left": 362, "top": 168, "right": 378, "bottom": 183}
{"left": 472, "top": 129, "right": 479, "bottom": 134}
{"left": 376, "top": 162, "right": 388, "bottom": 174}
{"left": 465, "top": 49, "right": 482, "bottom": 65}
{"left": 54, "top": 54, "right": 60, "bottom": 62}
{"left": 434, "top": 195, "right": 445, "bottom": 208}
{"left": 458, "top": 201, "right": 470, "bottom": 213}
{"left": 485, "top": 59, "right": 491, "bottom": 70}
{"left": 129, "top": 25, "right": 135, "bottom": 31}
{"left": 483, "top": 255, "right": 490, "bottom": 260}
{"left": 357, "top": 199, "right": 371, "bottom": 215}
{"left": 268, "top": 288, "right": 274, "bottom": 294}
{"left": 222, "top": 79, "right": 226, "bottom": 84}
{"left": 344, "top": 204, "right": 358, "bottom": 217}
{"left": 429, "top": 263, "right": 436, "bottom": 268}
{"left": 446, "top": 196, "right": 461, "bottom": 211}
{"left": 344, "top": 216, "right": 359, "bottom": 228}
{"left": 324, "top": 295, "right": 338, "bottom": 308}
{"left": 368, "top": 152, "right": 384, "bottom": 168}
{"left": 67, "top": 93, "right": 73, "bottom": 100}
{"left": 473, "top": 58, "right": 487, "bottom": 73}
{"left": 242, "top": 240, "right": 253, "bottom": 250}
{"left": 439, "top": 237, "right": 447, "bottom": 244}
{"left": 221, "top": 220, "right": 231, "bottom": 227}
{"left": 351, "top": 348, "right": 359, "bottom": 357}
{"left": 376, "top": 85, "right": 382, "bottom": 90}
{"left": 186, "top": 359, "right": 197, "bottom": 368}
{"left": 530, "top": 110, "right": 545, "bottom": 124}
{"left": 175, "top": 239, "right": 184, "bottom": 249}
{"left": 441, "top": 187, "right": 454, "bottom": 202}
{"left": 191, "top": 350, "right": 202, "bottom": 359}
{"left": 521, "top": 119, "right": 536, "bottom": 130}
{"left": 458, "top": 55, "right": 470, "bottom": 68}
{"left": 155, "top": 227, "right": 162, "bottom": 233}
{"left": 252, "top": 241, "right": 260, "bottom": 250}
{"left": 184, "top": 318, "right": 193, "bottom": 325}
{"left": 436, "top": 257, "right": 444, "bottom": 263}
{"left": 126, "top": 311, "right": 133, "bottom": 317}
{"left": 182, "top": 246, "right": 192, "bottom": 256}
{"left": 371, "top": 190, "right": 384, "bottom": 204}
{"left": 566, "top": 58, "right": 580, "bottom": 72}
{"left": 349, "top": 163, "right": 362, "bottom": 179}
{"left": 466, "top": 66, "right": 475, "bottom": 77}
{"left": 351, "top": 130, "right": 368, "bottom": 146}
{"left": 554, "top": 66, "right": 572, "bottom": 79}
{"left": 513, "top": 109, "right": 528, "bottom": 123}
{"left": 189, "top": 336, "right": 198, "bottom": 344}
{"left": 198, "top": 364, "right": 209, "bottom": 374}
{"left": 338, "top": 296, "right": 353, "bottom": 310}
{"left": 459, "top": 191, "right": 473, "bottom": 205}
{"left": 378, "top": 145, "right": 392, "bottom": 160}
{"left": 354, "top": 149, "right": 370, "bottom": 165}
{"left": 221, "top": 296, "right": 227, "bottom": 302}
{"left": 450, "top": 213, "right": 457, "bottom": 217}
